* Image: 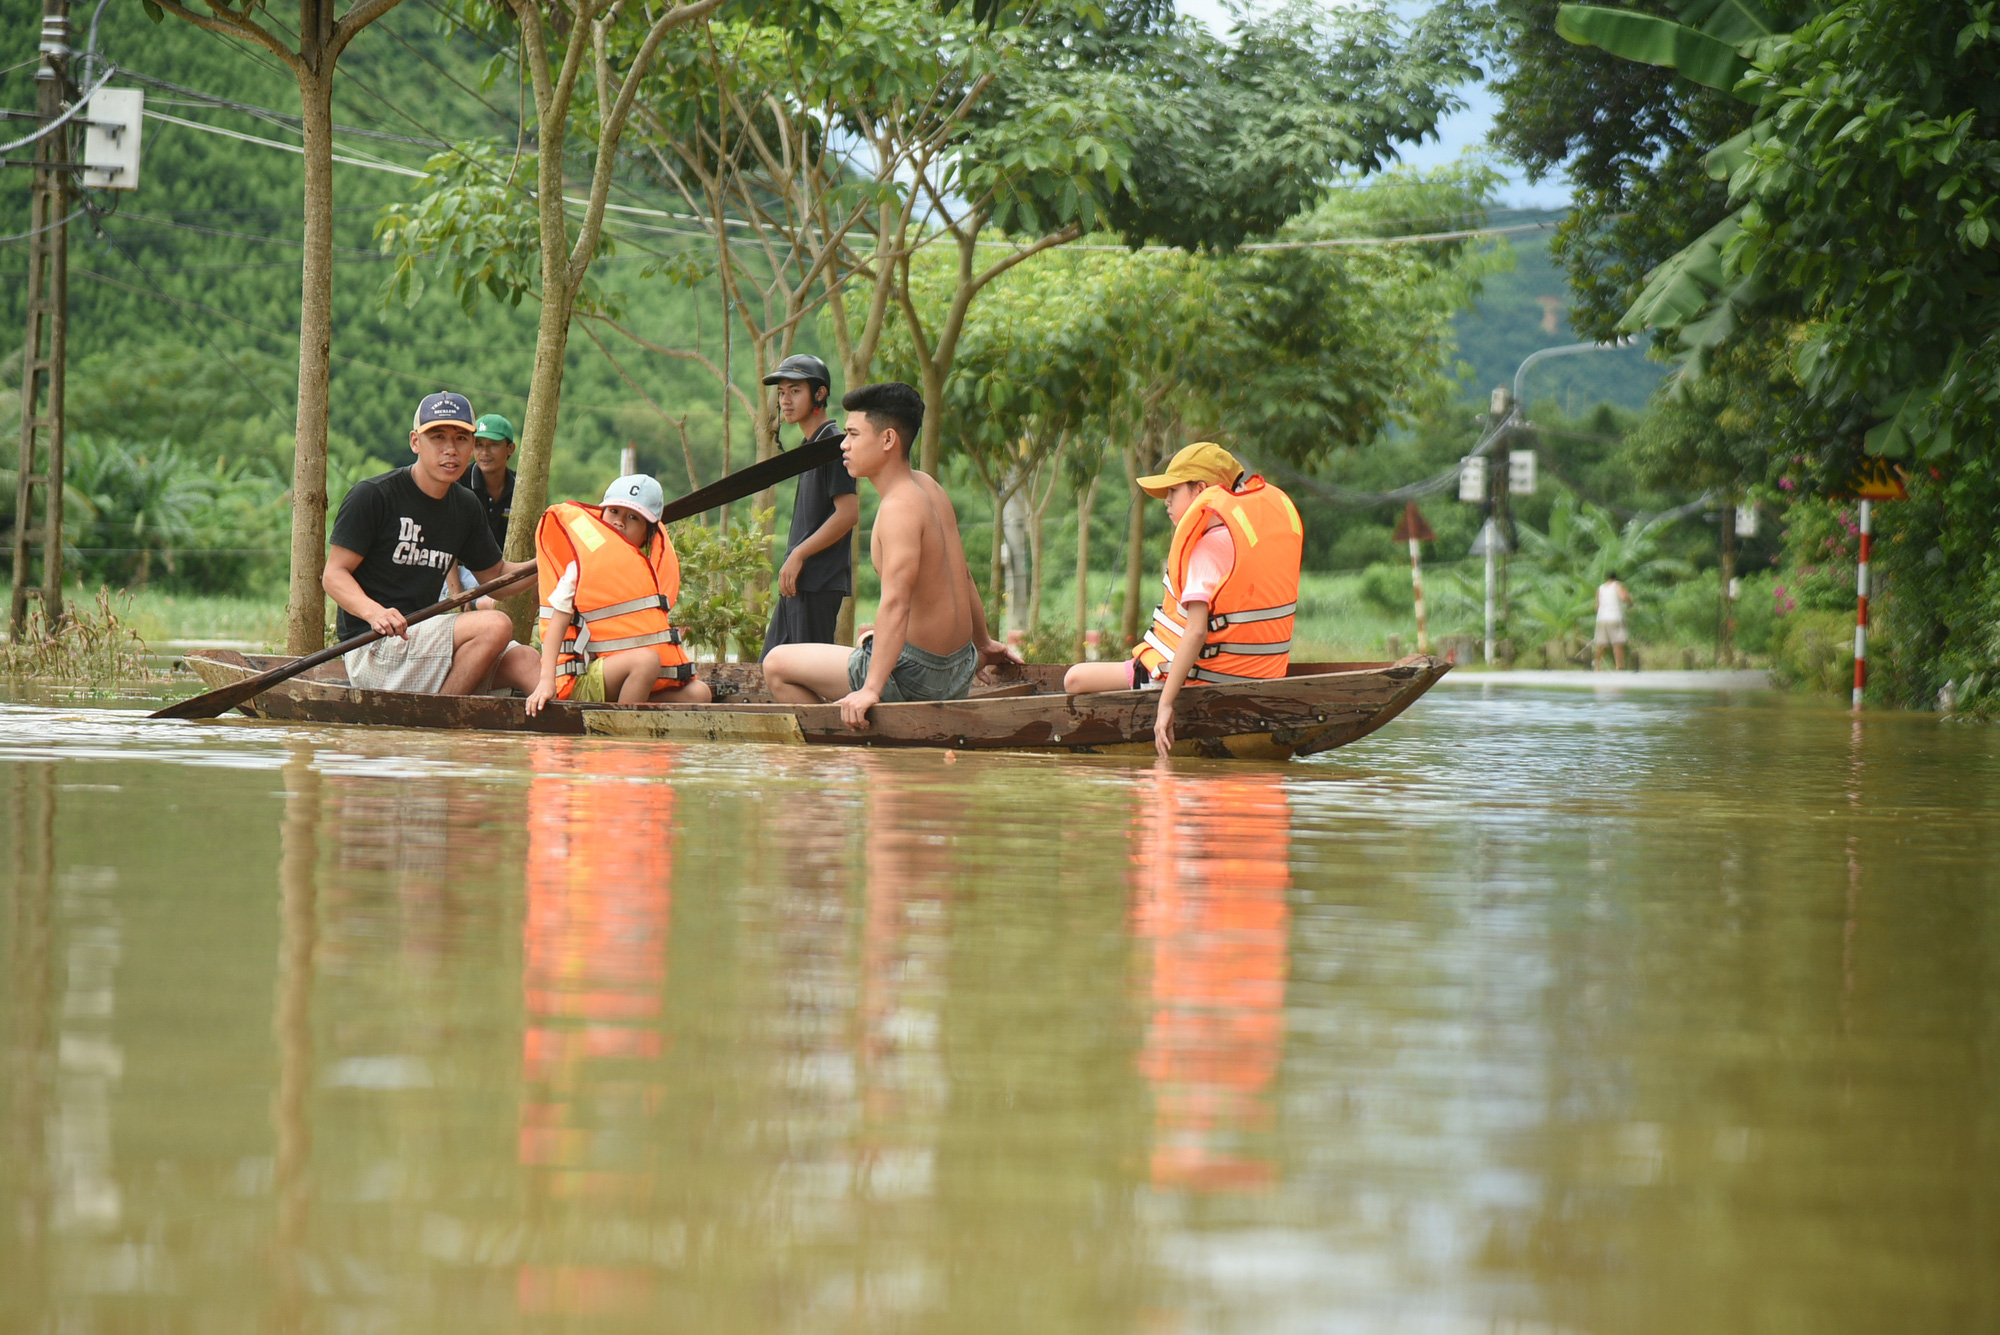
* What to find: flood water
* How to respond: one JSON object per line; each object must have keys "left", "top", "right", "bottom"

{"left": 1, "top": 685, "right": 1995, "bottom": 1333}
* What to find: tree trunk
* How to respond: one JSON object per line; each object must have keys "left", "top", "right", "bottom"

{"left": 500, "top": 68, "right": 578, "bottom": 638}
{"left": 918, "top": 358, "right": 946, "bottom": 477}
{"left": 1002, "top": 478, "right": 1031, "bottom": 635}
{"left": 835, "top": 526, "right": 860, "bottom": 646}
{"left": 1120, "top": 442, "right": 1145, "bottom": 651}
{"left": 1719, "top": 496, "right": 1737, "bottom": 667}
{"left": 1074, "top": 474, "right": 1098, "bottom": 660}
{"left": 285, "top": 68, "right": 337, "bottom": 653}
{"left": 988, "top": 481, "right": 1011, "bottom": 623}
{"left": 1024, "top": 492, "right": 1044, "bottom": 634}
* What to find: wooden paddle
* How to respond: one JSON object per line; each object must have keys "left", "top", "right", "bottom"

{"left": 150, "top": 434, "right": 846, "bottom": 721}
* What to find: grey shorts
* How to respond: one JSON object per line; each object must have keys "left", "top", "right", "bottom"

{"left": 847, "top": 636, "right": 978, "bottom": 703}
{"left": 1594, "top": 620, "right": 1629, "bottom": 647}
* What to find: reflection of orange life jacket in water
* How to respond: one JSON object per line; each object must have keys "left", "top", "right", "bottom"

{"left": 521, "top": 743, "right": 673, "bottom": 1159}
{"left": 535, "top": 502, "right": 692, "bottom": 700}
{"left": 1135, "top": 476, "right": 1304, "bottom": 684}
{"left": 1131, "top": 771, "right": 1291, "bottom": 1192}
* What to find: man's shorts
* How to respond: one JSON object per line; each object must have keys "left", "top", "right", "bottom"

{"left": 1594, "top": 620, "right": 1629, "bottom": 647}
{"left": 847, "top": 636, "right": 978, "bottom": 703}
{"left": 345, "top": 614, "right": 458, "bottom": 692}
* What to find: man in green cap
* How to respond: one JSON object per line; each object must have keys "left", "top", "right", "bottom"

{"left": 463, "top": 413, "right": 517, "bottom": 547}
{"left": 454, "top": 413, "right": 518, "bottom": 599}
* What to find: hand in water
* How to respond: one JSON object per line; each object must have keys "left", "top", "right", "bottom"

{"left": 1154, "top": 700, "right": 1176, "bottom": 758}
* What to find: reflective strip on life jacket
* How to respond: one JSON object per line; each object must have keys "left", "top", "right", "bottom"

{"left": 579, "top": 593, "right": 672, "bottom": 622}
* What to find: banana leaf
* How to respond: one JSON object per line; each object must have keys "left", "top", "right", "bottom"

{"left": 1555, "top": 5, "right": 1756, "bottom": 100}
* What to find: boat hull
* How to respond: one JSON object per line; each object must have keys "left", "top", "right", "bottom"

{"left": 175, "top": 652, "right": 1448, "bottom": 760}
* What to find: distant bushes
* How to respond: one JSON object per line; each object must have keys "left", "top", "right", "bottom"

{"left": 63, "top": 436, "right": 289, "bottom": 598}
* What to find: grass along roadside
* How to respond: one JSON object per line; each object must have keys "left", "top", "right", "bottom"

{"left": 0, "top": 585, "right": 287, "bottom": 648}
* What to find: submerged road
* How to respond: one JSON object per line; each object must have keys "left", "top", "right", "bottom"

{"left": 0, "top": 686, "right": 1992, "bottom": 1333}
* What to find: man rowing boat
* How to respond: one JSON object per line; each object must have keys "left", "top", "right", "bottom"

{"left": 763, "top": 382, "right": 1019, "bottom": 727}
{"left": 322, "top": 391, "right": 541, "bottom": 696}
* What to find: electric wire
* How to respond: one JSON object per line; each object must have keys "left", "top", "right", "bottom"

{"left": 0, "top": 67, "right": 117, "bottom": 154}
{"left": 0, "top": 206, "right": 89, "bottom": 245}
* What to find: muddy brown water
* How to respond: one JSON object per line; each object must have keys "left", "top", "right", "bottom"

{"left": 1, "top": 684, "right": 1995, "bottom": 1333}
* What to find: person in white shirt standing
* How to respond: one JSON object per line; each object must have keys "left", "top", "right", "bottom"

{"left": 1594, "top": 571, "right": 1633, "bottom": 671}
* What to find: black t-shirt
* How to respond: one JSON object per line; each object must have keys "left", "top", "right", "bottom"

{"left": 785, "top": 420, "right": 858, "bottom": 596}
{"left": 329, "top": 466, "right": 503, "bottom": 639}
{"left": 460, "top": 466, "right": 516, "bottom": 548}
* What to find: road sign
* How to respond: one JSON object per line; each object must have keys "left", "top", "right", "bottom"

{"left": 1846, "top": 457, "right": 1908, "bottom": 501}
{"left": 82, "top": 88, "right": 142, "bottom": 191}
{"left": 1392, "top": 501, "right": 1434, "bottom": 543}
{"left": 1467, "top": 517, "right": 1511, "bottom": 558}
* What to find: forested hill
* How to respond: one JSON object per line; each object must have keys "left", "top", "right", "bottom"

{"left": 0, "top": 0, "right": 751, "bottom": 504}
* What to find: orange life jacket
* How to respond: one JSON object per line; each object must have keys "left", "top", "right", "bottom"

{"left": 535, "top": 502, "right": 691, "bottom": 700}
{"left": 1135, "top": 476, "right": 1303, "bottom": 684}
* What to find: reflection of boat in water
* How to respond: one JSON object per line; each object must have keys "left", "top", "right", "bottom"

{"left": 177, "top": 651, "right": 1449, "bottom": 761}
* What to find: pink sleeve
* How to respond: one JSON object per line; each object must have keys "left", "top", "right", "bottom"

{"left": 1177, "top": 525, "right": 1236, "bottom": 607}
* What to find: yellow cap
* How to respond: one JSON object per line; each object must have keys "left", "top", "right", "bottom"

{"left": 1135, "top": 442, "right": 1243, "bottom": 498}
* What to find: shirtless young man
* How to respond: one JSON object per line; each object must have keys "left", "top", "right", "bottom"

{"left": 762, "top": 382, "right": 1019, "bottom": 728}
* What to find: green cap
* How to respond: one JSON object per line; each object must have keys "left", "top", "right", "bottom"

{"left": 473, "top": 413, "right": 515, "bottom": 442}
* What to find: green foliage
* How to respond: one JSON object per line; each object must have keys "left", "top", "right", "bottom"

{"left": 1768, "top": 607, "right": 1852, "bottom": 692}
{"left": 1359, "top": 562, "right": 1411, "bottom": 612}
{"left": 1088, "top": 1, "right": 1483, "bottom": 252}
{"left": 668, "top": 512, "right": 775, "bottom": 662}
{"left": 1732, "top": 0, "right": 2000, "bottom": 464}
{"left": 874, "top": 162, "right": 1508, "bottom": 473}
{"left": 1621, "top": 340, "right": 1779, "bottom": 496}
{"left": 1508, "top": 491, "right": 1693, "bottom": 654}
{"left": 378, "top": 143, "right": 568, "bottom": 317}
{"left": 64, "top": 437, "right": 287, "bottom": 596}
{"left": 1488, "top": 0, "right": 1756, "bottom": 341}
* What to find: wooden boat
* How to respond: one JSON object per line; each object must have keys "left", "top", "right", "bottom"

{"left": 176, "top": 649, "right": 1449, "bottom": 760}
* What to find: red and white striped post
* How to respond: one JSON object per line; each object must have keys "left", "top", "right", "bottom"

{"left": 1852, "top": 499, "right": 1872, "bottom": 712}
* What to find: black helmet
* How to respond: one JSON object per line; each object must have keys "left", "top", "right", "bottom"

{"left": 762, "top": 353, "right": 831, "bottom": 389}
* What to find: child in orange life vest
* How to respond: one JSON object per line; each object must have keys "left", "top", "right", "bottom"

{"left": 523, "top": 475, "right": 714, "bottom": 716}
{"left": 1062, "top": 442, "right": 1302, "bottom": 758}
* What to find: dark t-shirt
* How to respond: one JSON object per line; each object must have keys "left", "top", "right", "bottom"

{"left": 460, "top": 466, "right": 516, "bottom": 548}
{"left": 785, "top": 420, "right": 858, "bottom": 596}
{"left": 329, "top": 466, "right": 503, "bottom": 639}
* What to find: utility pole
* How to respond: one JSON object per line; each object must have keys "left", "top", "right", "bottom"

{"left": 9, "top": 0, "right": 73, "bottom": 638}
{"left": 1483, "top": 387, "right": 1513, "bottom": 666}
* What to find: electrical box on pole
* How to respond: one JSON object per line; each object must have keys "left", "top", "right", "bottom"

{"left": 81, "top": 87, "right": 141, "bottom": 190}
{"left": 1458, "top": 456, "right": 1486, "bottom": 504}
{"left": 1508, "top": 449, "right": 1537, "bottom": 496}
